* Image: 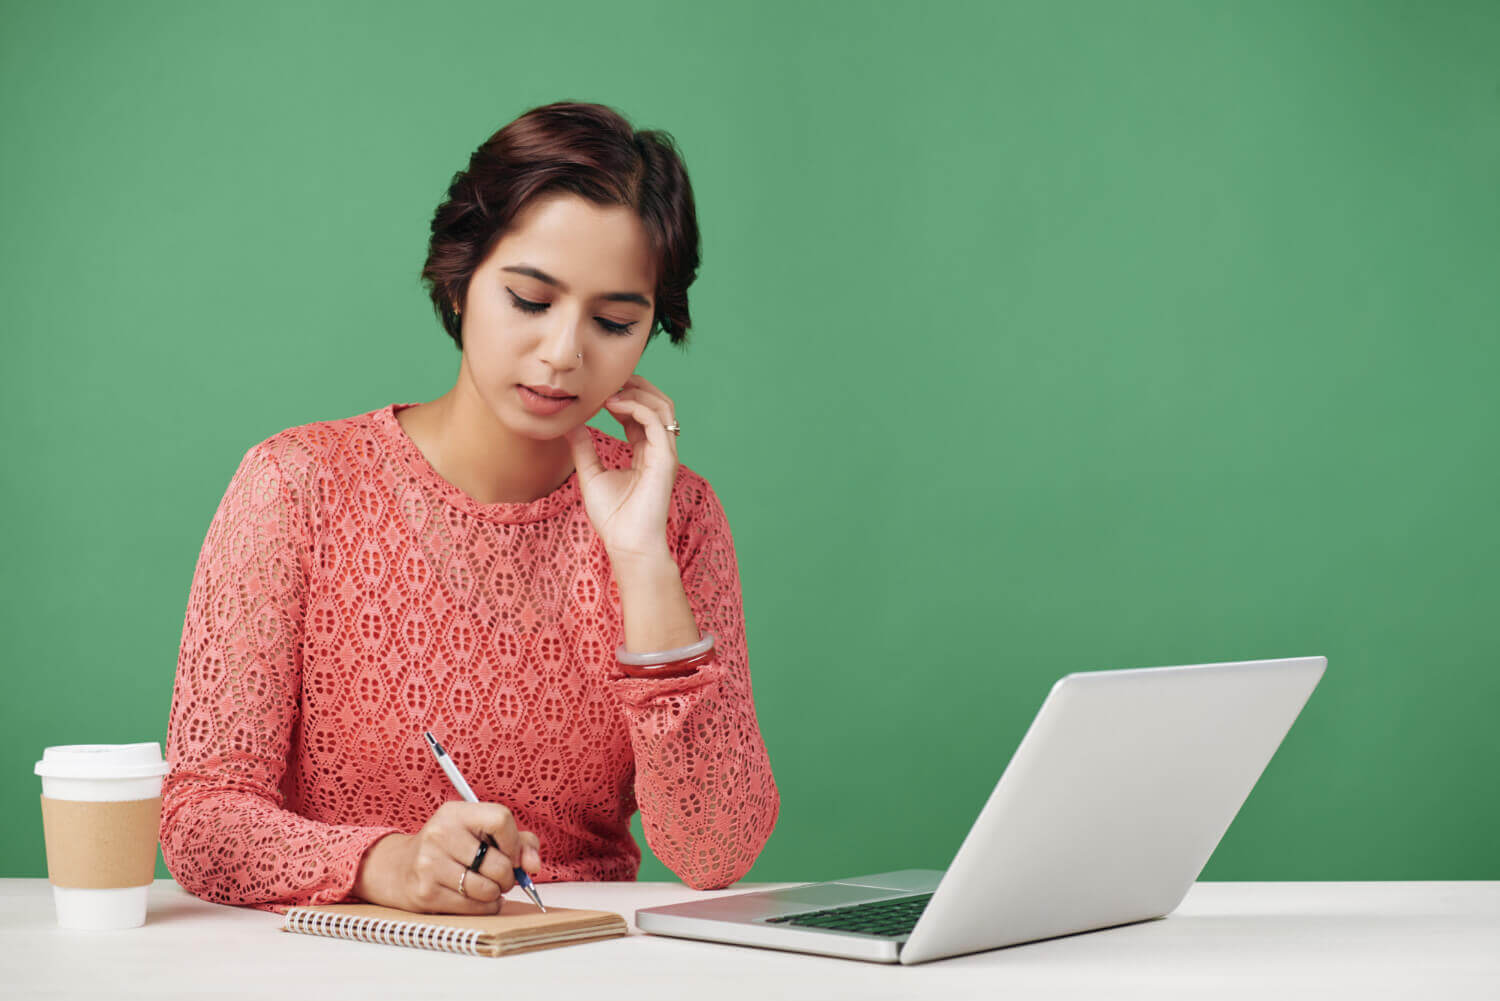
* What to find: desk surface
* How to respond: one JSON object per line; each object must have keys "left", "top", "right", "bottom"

{"left": 2, "top": 879, "right": 1497, "bottom": 1000}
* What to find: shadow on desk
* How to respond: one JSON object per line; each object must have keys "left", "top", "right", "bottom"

{"left": 141, "top": 894, "right": 225, "bottom": 926}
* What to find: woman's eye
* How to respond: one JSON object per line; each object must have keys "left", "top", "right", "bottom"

{"left": 506, "top": 289, "right": 635, "bottom": 336}
{"left": 507, "top": 290, "right": 548, "bottom": 314}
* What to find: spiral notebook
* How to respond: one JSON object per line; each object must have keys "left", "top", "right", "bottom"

{"left": 280, "top": 899, "right": 629, "bottom": 957}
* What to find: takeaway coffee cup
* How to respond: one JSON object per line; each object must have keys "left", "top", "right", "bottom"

{"left": 34, "top": 743, "right": 169, "bottom": 929}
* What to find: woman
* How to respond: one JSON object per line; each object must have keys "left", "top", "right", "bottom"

{"left": 159, "top": 101, "right": 780, "bottom": 916}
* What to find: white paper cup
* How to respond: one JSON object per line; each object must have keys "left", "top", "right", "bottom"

{"left": 34, "top": 743, "right": 169, "bottom": 930}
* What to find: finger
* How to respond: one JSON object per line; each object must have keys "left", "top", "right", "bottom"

{"left": 604, "top": 397, "right": 676, "bottom": 459}
{"left": 477, "top": 845, "right": 518, "bottom": 892}
{"left": 519, "top": 831, "right": 542, "bottom": 874}
{"left": 618, "top": 374, "right": 674, "bottom": 412}
{"left": 607, "top": 386, "right": 673, "bottom": 429}
{"left": 446, "top": 827, "right": 517, "bottom": 895}
{"left": 459, "top": 802, "right": 522, "bottom": 862}
{"left": 609, "top": 387, "right": 675, "bottom": 426}
{"left": 602, "top": 392, "right": 648, "bottom": 447}
{"left": 566, "top": 416, "right": 606, "bottom": 481}
{"left": 604, "top": 397, "right": 674, "bottom": 460}
{"left": 450, "top": 829, "right": 514, "bottom": 888}
{"left": 435, "top": 857, "right": 503, "bottom": 913}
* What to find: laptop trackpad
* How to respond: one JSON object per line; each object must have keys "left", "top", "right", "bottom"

{"left": 766, "top": 883, "right": 910, "bottom": 908}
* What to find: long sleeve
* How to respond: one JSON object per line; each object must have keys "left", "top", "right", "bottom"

{"left": 606, "top": 476, "right": 780, "bottom": 890}
{"left": 160, "top": 440, "right": 404, "bottom": 914}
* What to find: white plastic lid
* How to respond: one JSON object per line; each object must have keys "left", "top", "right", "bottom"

{"left": 34, "top": 743, "right": 168, "bottom": 780}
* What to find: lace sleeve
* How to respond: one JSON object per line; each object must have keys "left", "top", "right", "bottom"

{"left": 606, "top": 476, "right": 780, "bottom": 889}
{"left": 160, "top": 441, "right": 403, "bottom": 914}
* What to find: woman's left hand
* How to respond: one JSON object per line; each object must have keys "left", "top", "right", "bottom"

{"left": 564, "top": 373, "right": 679, "bottom": 566}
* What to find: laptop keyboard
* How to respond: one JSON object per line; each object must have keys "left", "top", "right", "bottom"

{"left": 765, "top": 892, "right": 934, "bottom": 938}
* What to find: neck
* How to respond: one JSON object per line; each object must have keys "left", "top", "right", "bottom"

{"left": 411, "top": 374, "right": 577, "bottom": 505}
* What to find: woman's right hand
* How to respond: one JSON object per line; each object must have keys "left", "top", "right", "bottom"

{"left": 352, "top": 800, "right": 542, "bottom": 914}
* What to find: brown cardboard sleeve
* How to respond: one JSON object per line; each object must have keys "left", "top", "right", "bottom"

{"left": 39, "top": 795, "right": 161, "bottom": 889}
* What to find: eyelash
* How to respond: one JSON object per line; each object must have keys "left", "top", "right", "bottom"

{"left": 505, "top": 289, "right": 636, "bottom": 336}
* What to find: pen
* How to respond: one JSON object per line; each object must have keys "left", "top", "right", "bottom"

{"left": 422, "top": 730, "right": 547, "bottom": 912}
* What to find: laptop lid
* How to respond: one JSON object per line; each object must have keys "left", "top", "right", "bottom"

{"left": 899, "top": 655, "right": 1326, "bottom": 964}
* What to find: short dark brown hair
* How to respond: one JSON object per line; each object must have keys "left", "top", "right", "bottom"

{"left": 419, "top": 100, "right": 701, "bottom": 351}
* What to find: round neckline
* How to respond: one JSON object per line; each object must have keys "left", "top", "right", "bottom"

{"left": 373, "top": 402, "right": 592, "bottom": 525}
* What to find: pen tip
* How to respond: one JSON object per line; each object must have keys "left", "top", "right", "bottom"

{"left": 523, "top": 883, "right": 546, "bottom": 912}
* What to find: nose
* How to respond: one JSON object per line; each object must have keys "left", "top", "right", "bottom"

{"left": 537, "top": 311, "right": 585, "bottom": 371}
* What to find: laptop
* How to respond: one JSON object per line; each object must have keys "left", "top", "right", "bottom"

{"left": 636, "top": 654, "right": 1326, "bottom": 964}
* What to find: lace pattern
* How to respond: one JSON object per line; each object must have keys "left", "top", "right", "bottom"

{"left": 161, "top": 403, "right": 779, "bottom": 914}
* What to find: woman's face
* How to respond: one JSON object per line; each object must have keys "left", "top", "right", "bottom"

{"left": 457, "top": 191, "right": 658, "bottom": 438}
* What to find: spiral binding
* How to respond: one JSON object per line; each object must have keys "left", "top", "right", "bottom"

{"left": 283, "top": 908, "right": 484, "bottom": 956}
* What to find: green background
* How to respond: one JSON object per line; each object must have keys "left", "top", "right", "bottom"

{"left": 2, "top": 0, "right": 1496, "bottom": 885}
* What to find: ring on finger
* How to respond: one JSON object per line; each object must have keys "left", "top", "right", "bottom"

{"left": 457, "top": 868, "right": 469, "bottom": 897}
{"left": 613, "top": 391, "right": 680, "bottom": 438}
{"left": 470, "top": 839, "right": 489, "bottom": 872}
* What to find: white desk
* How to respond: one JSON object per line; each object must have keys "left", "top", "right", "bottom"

{"left": 1, "top": 879, "right": 1496, "bottom": 1000}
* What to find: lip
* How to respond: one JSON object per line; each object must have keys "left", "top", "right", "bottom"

{"left": 516, "top": 384, "right": 577, "bottom": 415}
{"left": 521, "top": 384, "right": 577, "bottom": 399}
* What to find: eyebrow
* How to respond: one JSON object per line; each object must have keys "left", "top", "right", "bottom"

{"left": 500, "top": 265, "right": 652, "bottom": 308}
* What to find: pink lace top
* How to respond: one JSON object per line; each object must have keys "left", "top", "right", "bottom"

{"left": 160, "top": 403, "right": 779, "bottom": 915}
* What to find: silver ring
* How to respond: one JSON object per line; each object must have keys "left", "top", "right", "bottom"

{"left": 665, "top": 421, "right": 681, "bottom": 437}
